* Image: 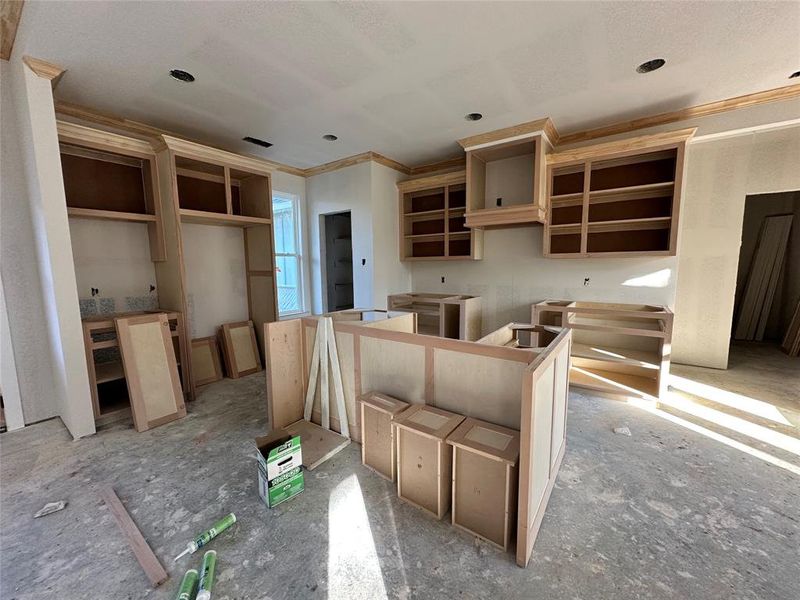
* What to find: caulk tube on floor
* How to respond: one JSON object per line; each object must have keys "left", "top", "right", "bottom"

{"left": 174, "top": 513, "right": 236, "bottom": 562}
{"left": 175, "top": 568, "right": 199, "bottom": 600}
{"left": 197, "top": 550, "right": 217, "bottom": 600}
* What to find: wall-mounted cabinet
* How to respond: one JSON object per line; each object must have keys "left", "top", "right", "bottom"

{"left": 397, "top": 171, "right": 483, "bottom": 260}
{"left": 544, "top": 128, "right": 695, "bottom": 258}
{"left": 457, "top": 119, "right": 555, "bottom": 229}
{"left": 58, "top": 121, "right": 165, "bottom": 261}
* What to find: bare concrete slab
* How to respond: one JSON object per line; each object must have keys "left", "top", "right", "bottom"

{"left": 1, "top": 370, "right": 798, "bottom": 599}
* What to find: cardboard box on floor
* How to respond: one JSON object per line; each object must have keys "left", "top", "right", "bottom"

{"left": 256, "top": 431, "right": 304, "bottom": 508}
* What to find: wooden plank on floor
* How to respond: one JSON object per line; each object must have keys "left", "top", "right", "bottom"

{"left": 285, "top": 419, "right": 350, "bottom": 470}
{"left": 99, "top": 486, "right": 168, "bottom": 588}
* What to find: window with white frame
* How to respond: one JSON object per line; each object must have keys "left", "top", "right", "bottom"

{"left": 272, "top": 192, "right": 305, "bottom": 316}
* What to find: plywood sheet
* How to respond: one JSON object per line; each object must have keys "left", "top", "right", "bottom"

{"left": 361, "top": 399, "right": 406, "bottom": 480}
{"left": 360, "top": 336, "right": 426, "bottom": 404}
{"left": 265, "top": 319, "right": 305, "bottom": 430}
{"left": 433, "top": 349, "right": 525, "bottom": 429}
{"left": 116, "top": 314, "right": 185, "bottom": 432}
{"left": 363, "top": 312, "right": 416, "bottom": 333}
{"left": 285, "top": 419, "right": 350, "bottom": 471}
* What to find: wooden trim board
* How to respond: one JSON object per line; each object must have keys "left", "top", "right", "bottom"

{"left": 99, "top": 487, "right": 168, "bottom": 587}
{"left": 1, "top": 0, "right": 24, "bottom": 61}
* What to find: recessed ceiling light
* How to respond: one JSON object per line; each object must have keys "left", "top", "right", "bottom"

{"left": 636, "top": 59, "right": 666, "bottom": 74}
{"left": 242, "top": 136, "right": 273, "bottom": 149}
{"left": 465, "top": 113, "right": 483, "bottom": 121}
{"left": 169, "top": 69, "right": 195, "bottom": 83}
{"left": 323, "top": 134, "right": 338, "bottom": 141}
{"left": 790, "top": 70, "right": 800, "bottom": 79}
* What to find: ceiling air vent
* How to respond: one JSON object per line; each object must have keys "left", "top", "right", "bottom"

{"left": 242, "top": 136, "right": 273, "bottom": 149}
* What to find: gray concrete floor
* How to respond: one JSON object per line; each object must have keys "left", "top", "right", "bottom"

{"left": 1, "top": 345, "right": 798, "bottom": 600}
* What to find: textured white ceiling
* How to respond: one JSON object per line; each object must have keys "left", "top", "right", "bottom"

{"left": 15, "top": 1, "right": 800, "bottom": 168}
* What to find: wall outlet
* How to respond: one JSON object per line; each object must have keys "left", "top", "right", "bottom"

{"left": 361, "top": 258, "right": 366, "bottom": 266}
{"left": 583, "top": 277, "right": 590, "bottom": 286}
{"left": 441, "top": 276, "right": 445, "bottom": 284}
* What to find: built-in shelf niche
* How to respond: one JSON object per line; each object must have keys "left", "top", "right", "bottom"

{"left": 398, "top": 172, "right": 482, "bottom": 261}
{"left": 545, "top": 128, "right": 694, "bottom": 258}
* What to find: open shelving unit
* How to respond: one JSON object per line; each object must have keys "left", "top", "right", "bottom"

{"left": 81, "top": 311, "right": 189, "bottom": 426}
{"left": 397, "top": 171, "right": 483, "bottom": 260}
{"left": 532, "top": 300, "right": 673, "bottom": 401}
{"left": 59, "top": 122, "right": 166, "bottom": 261}
{"left": 388, "top": 292, "right": 482, "bottom": 340}
{"left": 457, "top": 118, "right": 554, "bottom": 229}
{"left": 545, "top": 128, "right": 695, "bottom": 257}
{"left": 161, "top": 135, "right": 278, "bottom": 356}
{"left": 58, "top": 121, "right": 194, "bottom": 426}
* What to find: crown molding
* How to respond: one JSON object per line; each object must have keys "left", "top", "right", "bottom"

{"left": 558, "top": 83, "right": 800, "bottom": 146}
{"left": 22, "top": 55, "right": 66, "bottom": 87}
{"left": 1, "top": 1, "right": 24, "bottom": 61}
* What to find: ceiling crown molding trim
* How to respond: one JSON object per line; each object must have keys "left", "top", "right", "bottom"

{"left": 558, "top": 83, "right": 800, "bottom": 146}
{"left": 22, "top": 55, "right": 66, "bottom": 87}
{"left": 53, "top": 100, "right": 307, "bottom": 177}
{"left": 409, "top": 156, "right": 466, "bottom": 176}
{"left": 458, "top": 117, "right": 558, "bottom": 150}
{"left": 1, "top": 0, "right": 24, "bottom": 61}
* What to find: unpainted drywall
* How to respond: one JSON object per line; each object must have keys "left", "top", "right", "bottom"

{"left": 673, "top": 126, "right": 800, "bottom": 368}
{"left": 0, "top": 59, "right": 61, "bottom": 426}
{"left": 370, "top": 162, "right": 411, "bottom": 309}
{"left": 412, "top": 227, "right": 677, "bottom": 333}
{"left": 307, "top": 162, "right": 374, "bottom": 313}
{"left": 181, "top": 223, "right": 249, "bottom": 338}
{"left": 485, "top": 154, "right": 535, "bottom": 208}
{"left": 68, "top": 218, "right": 159, "bottom": 314}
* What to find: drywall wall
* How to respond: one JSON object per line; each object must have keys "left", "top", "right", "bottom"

{"left": 485, "top": 154, "right": 535, "bottom": 208}
{"left": 306, "top": 161, "right": 411, "bottom": 314}
{"left": 68, "top": 218, "right": 159, "bottom": 313}
{"left": 307, "top": 162, "right": 374, "bottom": 313}
{"left": 0, "top": 55, "right": 95, "bottom": 438}
{"left": 370, "top": 162, "right": 411, "bottom": 309}
{"left": 0, "top": 277, "right": 25, "bottom": 431}
{"left": 272, "top": 170, "right": 313, "bottom": 316}
{"left": 673, "top": 127, "right": 800, "bottom": 367}
{"left": 734, "top": 191, "right": 800, "bottom": 341}
{"left": 0, "top": 58, "right": 61, "bottom": 427}
{"left": 181, "top": 223, "right": 249, "bottom": 338}
{"left": 412, "top": 227, "right": 677, "bottom": 332}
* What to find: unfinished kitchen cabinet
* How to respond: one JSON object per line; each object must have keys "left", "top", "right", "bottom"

{"left": 393, "top": 404, "right": 465, "bottom": 519}
{"left": 158, "top": 136, "right": 278, "bottom": 355}
{"left": 58, "top": 121, "right": 165, "bottom": 260}
{"left": 81, "top": 311, "right": 190, "bottom": 426}
{"left": 458, "top": 119, "right": 556, "bottom": 229}
{"left": 359, "top": 392, "right": 410, "bottom": 481}
{"left": 532, "top": 300, "right": 673, "bottom": 400}
{"left": 388, "top": 292, "right": 482, "bottom": 340}
{"left": 447, "top": 417, "right": 520, "bottom": 550}
{"left": 397, "top": 171, "right": 483, "bottom": 260}
{"left": 545, "top": 128, "right": 695, "bottom": 257}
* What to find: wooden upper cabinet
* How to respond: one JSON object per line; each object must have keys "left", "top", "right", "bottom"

{"left": 544, "top": 128, "right": 696, "bottom": 258}
{"left": 397, "top": 170, "right": 483, "bottom": 261}
{"left": 159, "top": 135, "right": 274, "bottom": 228}
{"left": 457, "top": 118, "right": 556, "bottom": 229}
{"left": 57, "top": 120, "right": 166, "bottom": 261}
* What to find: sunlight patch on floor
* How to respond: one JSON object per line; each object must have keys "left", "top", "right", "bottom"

{"left": 627, "top": 398, "right": 800, "bottom": 476}
{"left": 669, "top": 374, "right": 794, "bottom": 426}
{"left": 328, "top": 474, "right": 388, "bottom": 600}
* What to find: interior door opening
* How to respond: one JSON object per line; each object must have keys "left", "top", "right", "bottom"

{"left": 323, "top": 211, "right": 354, "bottom": 312}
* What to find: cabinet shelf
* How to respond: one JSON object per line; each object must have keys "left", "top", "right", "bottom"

{"left": 67, "top": 207, "right": 157, "bottom": 222}
{"left": 587, "top": 216, "right": 672, "bottom": 233}
{"left": 179, "top": 209, "right": 271, "bottom": 227}
{"left": 404, "top": 208, "right": 445, "bottom": 218}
